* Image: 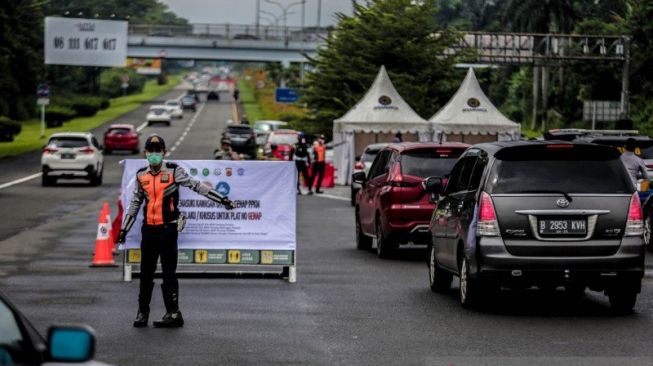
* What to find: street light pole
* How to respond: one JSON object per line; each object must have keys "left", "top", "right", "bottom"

{"left": 256, "top": 0, "right": 260, "bottom": 37}
{"left": 317, "top": 0, "right": 322, "bottom": 28}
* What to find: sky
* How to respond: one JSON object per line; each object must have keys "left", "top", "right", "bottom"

{"left": 160, "top": 0, "right": 353, "bottom": 27}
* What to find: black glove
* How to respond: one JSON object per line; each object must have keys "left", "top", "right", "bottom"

{"left": 222, "top": 198, "right": 236, "bottom": 210}
{"left": 117, "top": 230, "right": 127, "bottom": 244}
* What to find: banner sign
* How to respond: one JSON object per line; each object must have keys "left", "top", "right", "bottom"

{"left": 45, "top": 17, "right": 128, "bottom": 67}
{"left": 121, "top": 160, "right": 296, "bottom": 251}
{"left": 126, "top": 58, "right": 162, "bottom": 75}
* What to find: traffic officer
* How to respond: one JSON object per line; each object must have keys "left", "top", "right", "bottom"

{"left": 117, "top": 134, "right": 235, "bottom": 328}
{"left": 310, "top": 135, "right": 327, "bottom": 194}
{"left": 290, "top": 133, "right": 312, "bottom": 195}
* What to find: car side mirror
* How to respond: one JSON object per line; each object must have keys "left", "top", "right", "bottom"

{"left": 352, "top": 172, "right": 366, "bottom": 184}
{"left": 48, "top": 325, "right": 95, "bottom": 363}
{"left": 422, "top": 176, "right": 443, "bottom": 202}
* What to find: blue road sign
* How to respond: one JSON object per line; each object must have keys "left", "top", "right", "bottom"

{"left": 275, "top": 88, "right": 299, "bottom": 103}
{"left": 37, "top": 84, "right": 50, "bottom": 98}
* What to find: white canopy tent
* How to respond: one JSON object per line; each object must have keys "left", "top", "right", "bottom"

{"left": 430, "top": 68, "right": 520, "bottom": 144}
{"left": 333, "top": 65, "right": 430, "bottom": 185}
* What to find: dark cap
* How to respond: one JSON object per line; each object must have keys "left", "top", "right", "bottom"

{"left": 144, "top": 134, "right": 166, "bottom": 151}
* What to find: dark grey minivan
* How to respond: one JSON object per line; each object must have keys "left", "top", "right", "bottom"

{"left": 425, "top": 141, "right": 646, "bottom": 312}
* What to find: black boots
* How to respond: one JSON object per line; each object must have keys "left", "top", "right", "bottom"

{"left": 133, "top": 281, "right": 154, "bottom": 327}
{"left": 133, "top": 311, "right": 149, "bottom": 328}
{"left": 153, "top": 311, "right": 184, "bottom": 328}
{"left": 153, "top": 284, "right": 184, "bottom": 328}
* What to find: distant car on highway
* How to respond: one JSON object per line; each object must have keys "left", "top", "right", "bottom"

{"left": 352, "top": 142, "right": 468, "bottom": 258}
{"left": 224, "top": 125, "right": 257, "bottom": 158}
{"left": 254, "top": 120, "right": 288, "bottom": 145}
{"left": 146, "top": 106, "right": 172, "bottom": 126}
{"left": 0, "top": 291, "right": 110, "bottom": 365}
{"left": 164, "top": 99, "right": 183, "bottom": 119}
{"left": 103, "top": 124, "right": 140, "bottom": 154}
{"left": 181, "top": 95, "right": 197, "bottom": 112}
{"left": 265, "top": 129, "right": 298, "bottom": 161}
{"left": 41, "top": 132, "right": 104, "bottom": 186}
{"left": 207, "top": 90, "right": 220, "bottom": 101}
{"left": 425, "top": 141, "right": 645, "bottom": 312}
{"left": 350, "top": 143, "right": 390, "bottom": 205}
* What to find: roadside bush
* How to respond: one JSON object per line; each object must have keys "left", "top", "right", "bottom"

{"left": 100, "top": 68, "right": 146, "bottom": 98}
{"left": 0, "top": 116, "right": 22, "bottom": 142}
{"left": 66, "top": 96, "right": 104, "bottom": 117}
{"left": 46, "top": 106, "right": 76, "bottom": 127}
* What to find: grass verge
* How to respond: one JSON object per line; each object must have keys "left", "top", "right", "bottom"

{"left": 238, "top": 78, "right": 264, "bottom": 122}
{"left": 0, "top": 74, "right": 183, "bottom": 158}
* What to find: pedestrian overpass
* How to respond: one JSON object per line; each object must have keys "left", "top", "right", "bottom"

{"left": 127, "top": 23, "right": 327, "bottom": 64}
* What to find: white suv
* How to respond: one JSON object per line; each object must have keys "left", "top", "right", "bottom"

{"left": 165, "top": 99, "right": 183, "bottom": 119}
{"left": 41, "top": 132, "right": 104, "bottom": 186}
{"left": 146, "top": 106, "right": 172, "bottom": 126}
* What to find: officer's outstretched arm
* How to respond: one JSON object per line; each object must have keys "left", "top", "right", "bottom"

{"left": 118, "top": 179, "right": 145, "bottom": 243}
{"left": 174, "top": 166, "right": 236, "bottom": 209}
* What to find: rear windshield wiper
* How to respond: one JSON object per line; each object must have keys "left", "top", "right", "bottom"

{"left": 515, "top": 190, "right": 573, "bottom": 202}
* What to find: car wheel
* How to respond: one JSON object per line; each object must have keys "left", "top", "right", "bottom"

{"left": 355, "top": 212, "right": 372, "bottom": 250}
{"left": 97, "top": 168, "right": 103, "bottom": 186}
{"left": 166, "top": 121, "right": 171, "bottom": 126}
{"left": 376, "top": 218, "right": 395, "bottom": 259}
{"left": 608, "top": 290, "right": 637, "bottom": 314}
{"left": 459, "top": 257, "right": 481, "bottom": 308}
{"left": 429, "top": 241, "right": 452, "bottom": 293}
{"left": 147, "top": 122, "right": 152, "bottom": 126}
{"left": 41, "top": 174, "right": 55, "bottom": 187}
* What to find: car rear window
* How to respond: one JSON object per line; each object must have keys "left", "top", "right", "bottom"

{"left": 269, "top": 134, "right": 298, "bottom": 145}
{"left": 488, "top": 145, "right": 632, "bottom": 194}
{"left": 108, "top": 128, "right": 131, "bottom": 135}
{"left": 228, "top": 126, "right": 253, "bottom": 134}
{"left": 362, "top": 149, "right": 382, "bottom": 162}
{"left": 166, "top": 101, "right": 179, "bottom": 106}
{"left": 48, "top": 137, "right": 89, "bottom": 148}
{"left": 400, "top": 149, "right": 464, "bottom": 178}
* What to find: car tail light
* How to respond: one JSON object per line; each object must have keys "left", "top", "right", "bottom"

{"left": 43, "top": 147, "right": 58, "bottom": 155}
{"left": 624, "top": 192, "right": 644, "bottom": 236}
{"left": 477, "top": 192, "right": 500, "bottom": 236}
{"left": 355, "top": 161, "right": 364, "bottom": 170}
{"left": 79, "top": 147, "right": 94, "bottom": 154}
{"left": 389, "top": 163, "right": 405, "bottom": 187}
{"left": 546, "top": 144, "right": 574, "bottom": 149}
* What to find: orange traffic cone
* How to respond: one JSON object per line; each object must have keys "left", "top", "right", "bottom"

{"left": 90, "top": 204, "right": 118, "bottom": 267}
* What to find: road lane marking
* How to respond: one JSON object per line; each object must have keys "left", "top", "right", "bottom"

{"left": 0, "top": 172, "right": 43, "bottom": 190}
{"left": 136, "top": 121, "right": 148, "bottom": 132}
{"left": 165, "top": 101, "right": 205, "bottom": 158}
{"left": 313, "top": 193, "right": 350, "bottom": 202}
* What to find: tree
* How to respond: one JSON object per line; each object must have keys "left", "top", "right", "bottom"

{"left": 303, "top": 0, "right": 461, "bottom": 136}
{"left": 502, "top": 0, "right": 575, "bottom": 33}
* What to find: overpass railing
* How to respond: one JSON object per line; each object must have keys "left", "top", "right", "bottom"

{"left": 129, "top": 23, "right": 331, "bottom": 43}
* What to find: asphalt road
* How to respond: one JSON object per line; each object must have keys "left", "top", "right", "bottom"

{"left": 2, "top": 86, "right": 653, "bottom": 365}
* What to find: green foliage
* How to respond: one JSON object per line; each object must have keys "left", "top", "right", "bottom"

{"left": 0, "top": 0, "right": 45, "bottom": 120}
{"left": 100, "top": 69, "right": 147, "bottom": 98}
{"left": 303, "top": 0, "right": 461, "bottom": 138}
{"left": 46, "top": 106, "right": 76, "bottom": 127}
{"left": 0, "top": 116, "right": 21, "bottom": 142}
{"left": 65, "top": 96, "right": 109, "bottom": 117}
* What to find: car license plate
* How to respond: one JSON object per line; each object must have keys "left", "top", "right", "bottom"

{"left": 538, "top": 219, "right": 587, "bottom": 235}
{"left": 61, "top": 153, "right": 76, "bottom": 159}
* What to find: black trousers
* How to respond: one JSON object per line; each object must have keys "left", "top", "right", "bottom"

{"left": 311, "top": 161, "right": 326, "bottom": 191}
{"left": 139, "top": 224, "right": 179, "bottom": 313}
{"left": 295, "top": 161, "right": 311, "bottom": 191}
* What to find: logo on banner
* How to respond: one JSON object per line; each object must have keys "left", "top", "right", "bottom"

{"left": 215, "top": 181, "right": 230, "bottom": 196}
{"left": 214, "top": 168, "right": 222, "bottom": 176}
{"left": 190, "top": 168, "right": 198, "bottom": 176}
{"left": 202, "top": 168, "right": 210, "bottom": 177}
{"left": 467, "top": 97, "right": 480, "bottom": 108}
{"left": 237, "top": 168, "right": 245, "bottom": 176}
{"left": 226, "top": 168, "right": 233, "bottom": 177}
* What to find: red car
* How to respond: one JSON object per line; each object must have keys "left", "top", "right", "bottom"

{"left": 265, "top": 129, "right": 298, "bottom": 160}
{"left": 352, "top": 142, "right": 469, "bottom": 258}
{"left": 103, "top": 124, "right": 140, "bottom": 154}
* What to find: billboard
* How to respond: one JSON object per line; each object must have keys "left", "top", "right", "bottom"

{"left": 44, "top": 17, "right": 128, "bottom": 67}
{"left": 126, "top": 58, "right": 162, "bottom": 75}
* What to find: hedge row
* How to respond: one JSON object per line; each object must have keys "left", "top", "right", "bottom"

{"left": 45, "top": 95, "right": 110, "bottom": 127}
{"left": 0, "top": 116, "right": 22, "bottom": 142}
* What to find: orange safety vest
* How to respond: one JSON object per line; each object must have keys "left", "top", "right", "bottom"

{"left": 138, "top": 169, "right": 176, "bottom": 226}
{"left": 315, "top": 144, "right": 326, "bottom": 162}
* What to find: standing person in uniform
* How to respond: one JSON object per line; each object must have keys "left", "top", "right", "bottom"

{"left": 311, "top": 135, "right": 327, "bottom": 194}
{"left": 117, "top": 135, "right": 235, "bottom": 328}
{"left": 620, "top": 138, "right": 650, "bottom": 189}
{"left": 290, "top": 133, "right": 312, "bottom": 195}
{"left": 233, "top": 88, "right": 240, "bottom": 102}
